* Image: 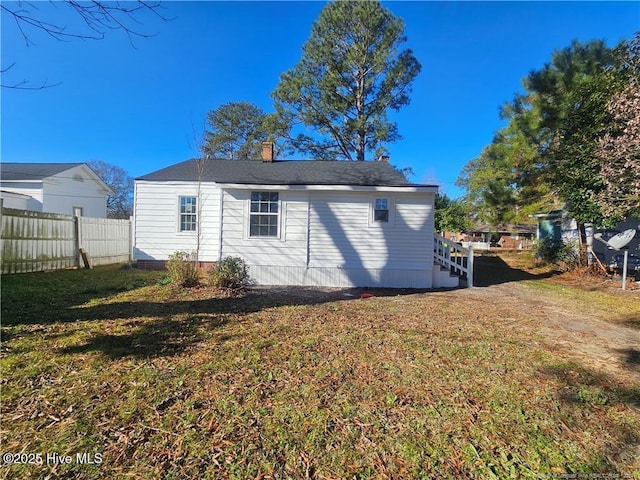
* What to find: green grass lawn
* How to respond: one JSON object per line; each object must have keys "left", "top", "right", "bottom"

{"left": 1, "top": 264, "right": 639, "bottom": 479}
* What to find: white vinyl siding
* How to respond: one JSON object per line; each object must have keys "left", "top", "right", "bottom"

{"left": 134, "top": 180, "right": 435, "bottom": 287}
{"left": 0, "top": 184, "right": 44, "bottom": 211}
{"left": 308, "top": 191, "right": 433, "bottom": 281}
{"left": 1, "top": 165, "right": 109, "bottom": 217}
{"left": 220, "top": 189, "right": 307, "bottom": 268}
{"left": 133, "top": 181, "right": 220, "bottom": 261}
{"left": 45, "top": 165, "right": 109, "bottom": 217}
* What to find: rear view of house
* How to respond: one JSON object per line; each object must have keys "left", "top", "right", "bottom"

{"left": 134, "top": 148, "right": 457, "bottom": 288}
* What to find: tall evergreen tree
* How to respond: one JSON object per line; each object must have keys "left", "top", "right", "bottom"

{"left": 272, "top": 0, "right": 421, "bottom": 161}
{"left": 509, "top": 40, "right": 617, "bottom": 226}
{"left": 456, "top": 123, "right": 557, "bottom": 229}
{"left": 434, "top": 194, "right": 470, "bottom": 234}
{"left": 459, "top": 34, "right": 639, "bottom": 246}
{"left": 202, "top": 102, "right": 291, "bottom": 160}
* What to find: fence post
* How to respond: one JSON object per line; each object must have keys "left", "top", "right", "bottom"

{"left": 622, "top": 249, "right": 628, "bottom": 291}
{"left": 129, "top": 216, "right": 134, "bottom": 263}
{"left": 74, "top": 214, "right": 81, "bottom": 268}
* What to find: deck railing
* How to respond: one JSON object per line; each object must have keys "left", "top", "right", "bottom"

{"left": 434, "top": 234, "right": 474, "bottom": 287}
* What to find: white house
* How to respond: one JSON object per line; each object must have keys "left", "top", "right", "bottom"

{"left": 0, "top": 163, "right": 113, "bottom": 217}
{"left": 134, "top": 146, "right": 462, "bottom": 288}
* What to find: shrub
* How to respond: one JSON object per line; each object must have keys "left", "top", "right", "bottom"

{"left": 209, "top": 256, "right": 249, "bottom": 289}
{"left": 536, "top": 237, "right": 564, "bottom": 263}
{"left": 535, "top": 237, "right": 579, "bottom": 270}
{"left": 166, "top": 251, "right": 200, "bottom": 287}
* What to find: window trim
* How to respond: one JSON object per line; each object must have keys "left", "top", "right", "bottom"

{"left": 178, "top": 195, "right": 198, "bottom": 233}
{"left": 248, "top": 191, "right": 281, "bottom": 239}
{"left": 369, "top": 195, "right": 394, "bottom": 227}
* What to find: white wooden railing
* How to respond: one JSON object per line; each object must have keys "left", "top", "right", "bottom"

{"left": 434, "top": 234, "right": 474, "bottom": 287}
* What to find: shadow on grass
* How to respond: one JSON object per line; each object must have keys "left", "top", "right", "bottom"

{"left": 615, "top": 348, "right": 640, "bottom": 372}
{"left": 3, "top": 284, "right": 427, "bottom": 327}
{"left": 0, "top": 265, "right": 165, "bottom": 327}
{"left": 60, "top": 314, "right": 230, "bottom": 359}
{"left": 617, "top": 314, "right": 640, "bottom": 331}
{"left": 3, "top": 280, "right": 427, "bottom": 359}
{"left": 540, "top": 362, "right": 640, "bottom": 473}
{"left": 473, "top": 254, "right": 557, "bottom": 287}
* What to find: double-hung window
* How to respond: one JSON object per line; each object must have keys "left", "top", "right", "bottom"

{"left": 179, "top": 196, "right": 197, "bottom": 232}
{"left": 250, "top": 192, "right": 279, "bottom": 237}
{"left": 374, "top": 198, "right": 389, "bottom": 222}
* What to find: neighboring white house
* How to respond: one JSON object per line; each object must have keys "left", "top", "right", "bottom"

{"left": 0, "top": 163, "right": 113, "bottom": 217}
{"left": 134, "top": 146, "right": 457, "bottom": 288}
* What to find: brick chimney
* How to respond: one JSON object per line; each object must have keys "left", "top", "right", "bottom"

{"left": 262, "top": 142, "right": 274, "bottom": 162}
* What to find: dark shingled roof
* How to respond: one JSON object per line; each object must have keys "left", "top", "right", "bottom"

{"left": 137, "top": 159, "right": 418, "bottom": 186}
{"left": 1, "top": 163, "right": 85, "bottom": 181}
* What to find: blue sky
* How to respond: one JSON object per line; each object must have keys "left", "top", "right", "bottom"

{"left": 2, "top": 1, "right": 638, "bottom": 198}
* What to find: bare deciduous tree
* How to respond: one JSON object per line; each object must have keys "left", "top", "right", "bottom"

{"left": 88, "top": 160, "right": 134, "bottom": 219}
{"left": 2, "top": 0, "right": 168, "bottom": 89}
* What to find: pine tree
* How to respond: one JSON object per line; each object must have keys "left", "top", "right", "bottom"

{"left": 272, "top": 1, "right": 420, "bottom": 161}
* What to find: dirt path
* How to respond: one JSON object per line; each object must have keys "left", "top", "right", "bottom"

{"left": 453, "top": 282, "right": 640, "bottom": 385}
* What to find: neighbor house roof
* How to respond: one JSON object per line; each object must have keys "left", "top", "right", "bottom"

{"left": 0, "top": 190, "right": 34, "bottom": 199}
{"left": 1, "top": 163, "right": 85, "bottom": 181}
{"left": 1, "top": 163, "right": 114, "bottom": 195}
{"left": 136, "top": 159, "right": 424, "bottom": 187}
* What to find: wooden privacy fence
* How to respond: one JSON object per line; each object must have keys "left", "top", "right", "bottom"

{"left": 1, "top": 207, "right": 132, "bottom": 274}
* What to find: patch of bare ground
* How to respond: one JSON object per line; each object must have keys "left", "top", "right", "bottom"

{"left": 472, "top": 252, "right": 640, "bottom": 385}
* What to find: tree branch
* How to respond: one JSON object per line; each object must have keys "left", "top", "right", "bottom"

{"left": 0, "top": 62, "right": 61, "bottom": 89}
{"left": 1, "top": 1, "right": 167, "bottom": 45}
{"left": 2, "top": 1, "right": 169, "bottom": 89}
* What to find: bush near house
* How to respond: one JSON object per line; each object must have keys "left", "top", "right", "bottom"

{"left": 166, "top": 251, "right": 200, "bottom": 287}
{"left": 209, "top": 256, "right": 250, "bottom": 289}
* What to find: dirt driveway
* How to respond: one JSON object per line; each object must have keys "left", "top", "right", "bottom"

{"left": 447, "top": 282, "right": 640, "bottom": 386}
{"left": 461, "top": 254, "right": 640, "bottom": 386}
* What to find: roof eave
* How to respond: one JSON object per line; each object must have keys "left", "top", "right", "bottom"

{"left": 215, "top": 183, "right": 438, "bottom": 192}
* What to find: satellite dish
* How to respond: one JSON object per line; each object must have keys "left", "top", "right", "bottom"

{"left": 606, "top": 229, "right": 636, "bottom": 250}
{"left": 592, "top": 228, "right": 637, "bottom": 291}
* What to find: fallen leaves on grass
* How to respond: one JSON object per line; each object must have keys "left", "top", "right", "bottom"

{"left": 1, "top": 263, "right": 639, "bottom": 478}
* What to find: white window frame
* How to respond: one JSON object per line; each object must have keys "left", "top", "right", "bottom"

{"left": 178, "top": 195, "right": 197, "bottom": 232}
{"left": 369, "top": 195, "right": 395, "bottom": 227}
{"left": 248, "top": 191, "right": 281, "bottom": 238}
